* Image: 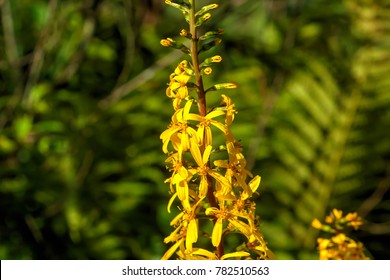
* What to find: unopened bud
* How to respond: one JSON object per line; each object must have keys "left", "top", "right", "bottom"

{"left": 216, "top": 83, "right": 237, "bottom": 89}
{"left": 211, "top": 55, "right": 222, "bottom": 63}
{"left": 180, "top": 29, "right": 188, "bottom": 37}
{"left": 206, "top": 83, "right": 237, "bottom": 93}
{"left": 195, "top": 4, "right": 219, "bottom": 17}
{"left": 203, "top": 67, "right": 212, "bottom": 75}
{"left": 160, "top": 38, "right": 174, "bottom": 47}
{"left": 203, "top": 13, "right": 211, "bottom": 21}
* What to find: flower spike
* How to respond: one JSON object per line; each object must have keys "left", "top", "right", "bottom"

{"left": 160, "top": 0, "right": 272, "bottom": 260}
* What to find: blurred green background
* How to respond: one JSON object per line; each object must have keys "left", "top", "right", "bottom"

{"left": 1, "top": 0, "right": 389, "bottom": 259}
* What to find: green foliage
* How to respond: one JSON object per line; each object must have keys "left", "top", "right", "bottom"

{"left": 1, "top": 0, "right": 389, "bottom": 260}
{"left": 217, "top": 0, "right": 390, "bottom": 259}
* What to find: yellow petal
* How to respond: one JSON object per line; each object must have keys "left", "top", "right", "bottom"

{"left": 317, "top": 238, "right": 331, "bottom": 250}
{"left": 164, "top": 226, "right": 182, "bottom": 243}
{"left": 187, "top": 113, "right": 202, "bottom": 122}
{"left": 332, "top": 209, "right": 343, "bottom": 220}
{"left": 235, "top": 176, "right": 251, "bottom": 199}
{"left": 311, "top": 218, "right": 323, "bottom": 230}
{"left": 190, "top": 138, "right": 203, "bottom": 167}
{"left": 160, "top": 127, "right": 180, "bottom": 153}
{"left": 206, "top": 110, "right": 225, "bottom": 119}
{"left": 188, "top": 127, "right": 200, "bottom": 142}
{"left": 213, "top": 159, "right": 228, "bottom": 168}
{"left": 210, "top": 120, "right": 227, "bottom": 133}
{"left": 325, "top": 215, "right": 333, "bottom": 223}
{"left": 174, "top": 73, "right": 190, "bottom": 84}
{"left": 196, "top": 125, "right": 205, "bottom": 144}
{"left": 190, "top": 248, "right": 218, "bottom": 260}
{"left": 178, "top": 86, "right": 188, "bottom": 99}
{"left": 332, "top": 233, "right": 346, "bottom": 244}
{"left": 345, "top": 212, "right": 357, "bottom": 221}
{"left": 209, "top": 170, "right": 231, "bottom": 195}
{"left": 167, "top": 193, "right": 178, "bottom": 213}
{"left": 186, "top": 219, "right": 198, "bottom": 246}
{"left": 212, "top": 218, "right": 223, "bottom": 247}
{"left": 204, "top": 127, "right": 212, "bottom": 147}
{"left": 178, "top": 166, "right": 188, "bottom": 179}
{"left": 205, "top": 207, "right": 219, "bottom": 216}
{"left": 249, "top": 175, "right": 261, "bottom": 193}
{"left": 202, "top": 145, "right": 213, "bottom": 164}
{"left": 221, "top": 251, "right": 250, "bottom": 260}
{"left": 229, "top": 219, "right": 251, "bottom": 237}
{"left": 169, "top": 212, "right": 184, "bottom": 227}
{"left": 176, "top": 181, "right": 188, "bottom": 202}
{"left": 161, "top": 238, "right": 184, "bottom": 260}
{"left": 199, "top": 176, "right": 208, "bottom": 198}
{"left": 183, "top": 99, "right": 193, "bottom": 116}
{"left": 181, "top": 132, "right": 190, "bottom": 151}
{"left": 182, "top": 199, "right": 191, "bottom": 211}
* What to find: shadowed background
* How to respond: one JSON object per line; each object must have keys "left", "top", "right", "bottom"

{"left": 1, "top": 0, "right": 389, "bottom": 259}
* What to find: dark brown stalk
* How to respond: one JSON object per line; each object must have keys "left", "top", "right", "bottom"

{"left": 189, "top": 0, "right": 223, "bottom": 258}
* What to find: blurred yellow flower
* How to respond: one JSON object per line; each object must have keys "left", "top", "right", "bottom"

{"left": 312, "top": 209, "right": 368, "bottom": 260}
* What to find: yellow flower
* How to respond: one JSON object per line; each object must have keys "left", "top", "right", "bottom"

{"left": 167, "top": 72, "right": 190, "bottom": 99}
{"left": 317, "top": 238, "right": 331, "bottom": 250}
{"left": 189, "top": 139, "right": 231, "bottom": 198}
{"left": 246, "top": 232, "right": 271, "bottom": 259}
{"left": 174, "top": 60, "right": 189, "bottom": 75}
{"left": 225, "top": 129, "right": 246, "bottom": 162}
{"left": 205, "top": 207, "right": 228, "bottom": 247}
{"left": 187, "top": 109, "right": 227, "bottom": 146}
{"left": 332, "top": 208, "right": 343, "bottom": 220}
{"left": 160, "top": 0, "right": 272, "bottom": 261}
{"left": 213, "top": 158, "right": 256, "bottom": 198}
{"left": 241, "top": 175, "right": 261, "bottom": 200}
{"left": 221, "top": 94, "right": 237, "bottom": 125}
{"left": 166, "top": 72, "right": 191, "bottom": 110}
{"left": 163, "top": 206, "right": 200, "bottom": 258}
{"left": 165, "top": 61, "right": 192, "bottom": 110}
{"left": 214, "top": 129, "right": 253, "bottom": 196}
{"left": 332, "top": 233, "right": 346, "bottom": 244}
{"left": 313, "top": 209, "right": 368, "bottom": 260}
{"left": 311, "top": 218, "right": 323, "bottom": 230}
{"left": 206, "top": 201, "right": 265, "bottom": 250}
{"left": 160, "top": 100, "right": 199, "bottom": 154}
{"left": 325, "top": 215, "right": 334, "bottom": 224}
{"left": 164, "top": 152, "right": 186, "bottom": 187}
{"left": 345, "top": 212, "right": 363, "bottom": 230}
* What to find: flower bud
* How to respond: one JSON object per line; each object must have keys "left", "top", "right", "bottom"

{"left": 211, "top": 55, "right": 222, "bottom": 63}
{"left": 202, "top": 67, "right": 212, "bottom": 75}
{"left": 180, "top": 29, "right": 188, "bottom": 37}
{"left": 160, "top": 38, "right": 174, "bottom": 47}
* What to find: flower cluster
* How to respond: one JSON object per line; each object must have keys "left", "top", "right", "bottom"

{"left": 159, "top": 0, "right": 272, "bottom": 260}
{"left": 312, "top": 209, "right": 368, "bottom": 260}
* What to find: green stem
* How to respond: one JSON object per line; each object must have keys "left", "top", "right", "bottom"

{"left": 189, "top": 0, "right": 223, "bottom": 259}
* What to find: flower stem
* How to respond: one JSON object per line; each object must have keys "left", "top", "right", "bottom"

{"left": 189, "top": 0, "right": 223, "bottom": 258}
{"left": 189, "top": 0, "right": 206, "bottom": 117}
